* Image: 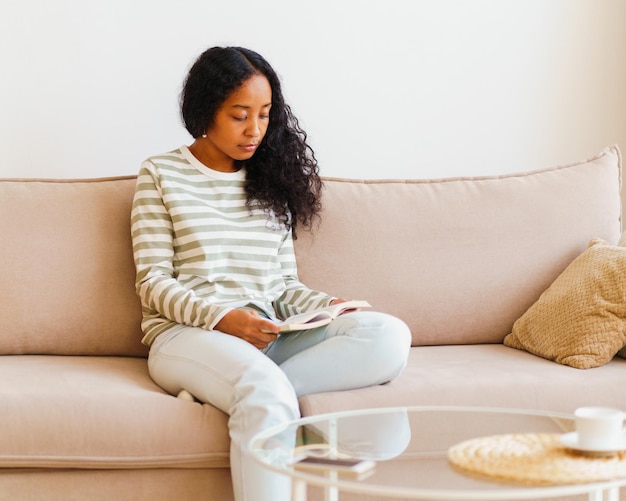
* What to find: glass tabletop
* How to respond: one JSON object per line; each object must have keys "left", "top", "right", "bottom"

{"left": 248, "top": 406, "right": 625, "bottom": 500}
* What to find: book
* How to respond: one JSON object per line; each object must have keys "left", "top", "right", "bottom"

{"left": 274, "top": 300, "right": 371, "bottom": 333}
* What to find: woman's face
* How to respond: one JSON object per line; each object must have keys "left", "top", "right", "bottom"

{"left": 202, "top": 74, "right": 272, "bottom": 171}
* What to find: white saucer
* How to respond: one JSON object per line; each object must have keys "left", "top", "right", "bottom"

{"left": 559, "top": 432, "right": 626, "bottom": 456}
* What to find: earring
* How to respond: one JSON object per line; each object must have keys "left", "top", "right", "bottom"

{"left": 201, "top": 134, "right": 207, "bottom": 138}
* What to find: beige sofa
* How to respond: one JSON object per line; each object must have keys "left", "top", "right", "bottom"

{"left": 0, "top": 145, "right": 624, "bottom": 500}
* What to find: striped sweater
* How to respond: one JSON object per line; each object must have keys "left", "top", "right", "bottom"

{"left": 131, "top": 146, "right": 332, "bottom": 346}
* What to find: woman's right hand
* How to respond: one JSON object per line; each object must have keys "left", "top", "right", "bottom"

{"left": 214, "top": 309, "right": 280, "bottom": 349}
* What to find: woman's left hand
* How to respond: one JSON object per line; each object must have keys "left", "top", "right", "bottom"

{"left": 329, "top": 298, "right": 347, "bottom": 305}
{"left": 329, "top": 297, "right": 361, "bottom": 315}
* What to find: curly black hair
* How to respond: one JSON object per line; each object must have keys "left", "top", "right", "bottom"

{"left": 180, "top": 46, "right": 322, "bottom": 237}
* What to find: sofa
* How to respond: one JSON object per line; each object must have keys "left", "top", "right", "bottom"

{"left": 0, "top": 145, "right": 624, "bottom": 500}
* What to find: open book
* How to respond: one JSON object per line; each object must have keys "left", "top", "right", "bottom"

{"left": 274, "top": 300, "right": 371, "bottom": 333}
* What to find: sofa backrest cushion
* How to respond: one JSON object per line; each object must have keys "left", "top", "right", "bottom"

{"left": 0, "top": 147, "right": 621, "bottom": 354}
{"left": 0, "top": 177, "right": 146, "bottom": 356}
{"left": 294, "top": 146, "right": 623, "bottom": 346}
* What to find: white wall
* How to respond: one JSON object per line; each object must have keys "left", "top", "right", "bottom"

{"left": 1, "top": 0, "right": 625, "bottom": 187}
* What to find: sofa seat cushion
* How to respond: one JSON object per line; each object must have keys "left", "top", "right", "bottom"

{"left": 0, "top": 356, "right": 229, "bottom": 469}
{"left": 298, "top": 345, "right": 626, "bottom": 417}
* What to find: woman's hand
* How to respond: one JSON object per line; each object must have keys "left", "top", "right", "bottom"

{"left": 330, "top": 297, "right": 361, "bottom": 315}
{"left": 214, "top": 309, "right": 280, "bottom": 349}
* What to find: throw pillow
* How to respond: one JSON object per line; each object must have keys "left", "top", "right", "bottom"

{"left": 503, "top": 238, "right": 626, "bottom": 369}
{"left": 617, "top": 231, "right": 626, "bottom": 359}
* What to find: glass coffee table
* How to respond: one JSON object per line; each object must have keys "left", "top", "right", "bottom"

{"left": 249, "top": 406, "right": 625, "bottom": 500}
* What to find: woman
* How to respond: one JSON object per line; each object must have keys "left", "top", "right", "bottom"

{"left": 131, "top": 46, "right": 411, "bottom": 501}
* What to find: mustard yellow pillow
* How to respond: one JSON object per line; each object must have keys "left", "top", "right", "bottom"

{"left": 617, "top": 231, "right": 626, "bottom": 359}
{"left": 504, "top": 238, "right": 626, "bottom": 369}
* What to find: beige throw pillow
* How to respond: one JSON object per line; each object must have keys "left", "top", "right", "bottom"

{"left": 618, "top": 231, "right": 626, "bottom": 359}
{"left": 503, "top": 238, "right": 626, "bottom": 369}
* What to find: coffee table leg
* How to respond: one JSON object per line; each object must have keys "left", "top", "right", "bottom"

{"left": 325, "top": 417, "right": 339, "bottom": 501}
{"left": 324, "top": 487, "right": 338, "bottom": 501}
{"left": 289, "top": 476, "right": 338, "bottom": 501}
{"left": 323, "top": 471, "right": 339, "bottom": 501}
{"left": 605, "top": 487, "right": 619, "bottom": 501}
{"left": 588, "top": 487, "right": 620, "bottom": 501}
{"left": 291, "top": 478, "right": 307, "bottom": 501}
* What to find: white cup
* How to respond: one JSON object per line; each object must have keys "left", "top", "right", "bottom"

{"left": 574, "top": 407, "right": 625, "bottom": 449}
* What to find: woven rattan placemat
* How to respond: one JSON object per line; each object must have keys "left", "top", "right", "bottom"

{"left": 448, "top": 433, "right": 626, "bottom": 485}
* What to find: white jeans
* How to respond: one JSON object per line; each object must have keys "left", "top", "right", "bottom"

{"left": 148, "top": 311, "right": 411, "bottom": 501}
